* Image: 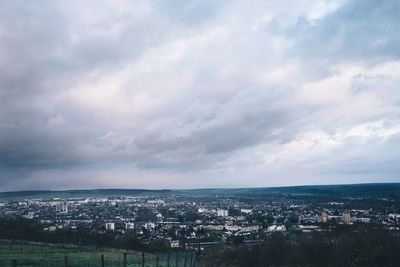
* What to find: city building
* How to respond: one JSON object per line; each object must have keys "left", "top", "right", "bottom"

{"left": 343, "top": 210, "right": 351, "bottom": 224}
{"left": 125, "top": 223, "right": 135, "bottom": 230}
{"left": 144, "top": 222, "right": 155, "bottom": 230}
{"left": 267, "top": 225, "right": 287, "bottom": 232}
{"left": 217, "top": 209, "right": 229, "bottom": 217}
{"left": 56, "top": 200, "right": 68, "bottom": 213}
{"left": 105, "top": 222, "right": 115, "bottom": 231}
{"left": 240, "top": 209, "right": 252, "bottom": 214}
{"left": 321, "top": 211, "right": 328, "bottom": 223}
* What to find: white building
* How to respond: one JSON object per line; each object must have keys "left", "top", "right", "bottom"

{"left": 321, "top": 211, "right": 329, "bottom": 223}
{"left": 147, "top": 199, "right": 165, "bottom": 205}
{"left": 144, "top": 222, "right": 155, "bottom": 230}
{"left": 23, "top": 212, "right": 35, "bottom": 219}
{"left": 267, "top": 225, "right": 287, "bottom": 232}
{"left": 343, "top": 210, "right": 351, "bottom": 224}
{"left": 170, "top": 240, "right": 180, "bottom": 248}
{"left": 217, "top": 209, "right": 229, "bottom": 217}
{"left": 156, "top": 213, "right": 163, "bottom": 221}
{"left": 240, "top": 209, "right": 252, "bottom": 214}
{"left": 125, "top": 223, "right": 135, "bottom": 230}
{"left": 389, "top": 214, "right": 400, "bottom": 219}
{"left": 105, "top": 222, "right": 115, "bottom": 231}
{"left": 56, "top": 200, "right": 68, "bottom": 213}
{"left": 197, "top": 208, "right": 209, "bottom": 213}
{"left": 225, "top": 225, "right": 241, "bottom": 231}
{"left": 355, "top": 218, "right": 370, "bottom": 223}
{"left": 241, "top": 225, "right": 260, "bottom": 232}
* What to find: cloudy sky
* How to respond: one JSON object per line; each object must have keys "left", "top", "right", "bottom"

{"left": 0, "top": 0, "right": 399, "bottom": 191}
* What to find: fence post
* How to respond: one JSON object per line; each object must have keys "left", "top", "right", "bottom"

{"left": 184, "top": 252, "right": 187, "bottom": 267}
{"left": 11, "top": 259, "right": 17, "bottom": 267}
{"left": 156, "top": 253, "right": 159, "bottom": 267}
{"left": 167, "top": 252, "right": 170, "bottom": 267}
{"left": 189, "top": 252, "right": 193, "bottom": 267}
{"left": 197, "top": 240, "right": 201, "bottom": 256}
{"left": 176, "top": 250, "right": 179, "bottom": 267}
{"left": 141, "top": 251, "right": 145, "bottom": 267}
{"left": 101, "top": 254, "right": 105, "bottom": 267}
{"left": 64, "top": 255, "right": 68, "bottom": 267}
{"left": 123, "top": 252, "right": 127, "bottom": 267}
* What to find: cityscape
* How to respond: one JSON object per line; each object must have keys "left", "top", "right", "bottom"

{"left": 1, "top": 185, "right": 400, "bottom": 250}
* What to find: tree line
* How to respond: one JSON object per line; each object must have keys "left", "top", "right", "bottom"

{"left": 199, "top": 229, "right": 400, "bottom": 266}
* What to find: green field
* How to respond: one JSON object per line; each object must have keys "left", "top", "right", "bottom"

{"left": 0, "top": 242, "right": 195, "bottom": 267}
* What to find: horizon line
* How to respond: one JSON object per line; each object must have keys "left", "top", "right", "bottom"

{"left": 1, "top": 182, "right": 399, "bottom": 194}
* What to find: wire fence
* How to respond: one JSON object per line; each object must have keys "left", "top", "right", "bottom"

{"left": 0, "top": 242, "right": 197, "bottom": 267}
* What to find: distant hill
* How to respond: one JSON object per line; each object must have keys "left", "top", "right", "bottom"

{"left": 0, "top": 189, "right": 172, "bottom": 200}
{"left": 0, "top": 183, "right": 399, "bottom": 200}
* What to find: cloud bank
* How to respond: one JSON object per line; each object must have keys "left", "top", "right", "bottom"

{"left": 1, "top": 0, "right": 399, "bottom": 190}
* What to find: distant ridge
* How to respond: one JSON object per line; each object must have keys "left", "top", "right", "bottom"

{"left": 0, "top": 189, "right": 172, "bottom": 200}
{"left": 1, "top": 183, "right": 399, "bottom": 200}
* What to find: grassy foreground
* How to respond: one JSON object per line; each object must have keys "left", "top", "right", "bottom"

{"left": 0, "top": 241, "right": 195, "bottom": 267}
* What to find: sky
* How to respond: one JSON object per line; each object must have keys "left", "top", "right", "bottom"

{"left": 0, "top": 0, "right": 400, "bottom": 191}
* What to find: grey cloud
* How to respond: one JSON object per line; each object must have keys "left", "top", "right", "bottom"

{"left": 0, "top": 1, "right": 178, "bottom": 169}
{"left": 0, "top": 83, "right": 294, "bottom": 173}
{"left": 1, "top": 0, "right": 400, "bottom": 189}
